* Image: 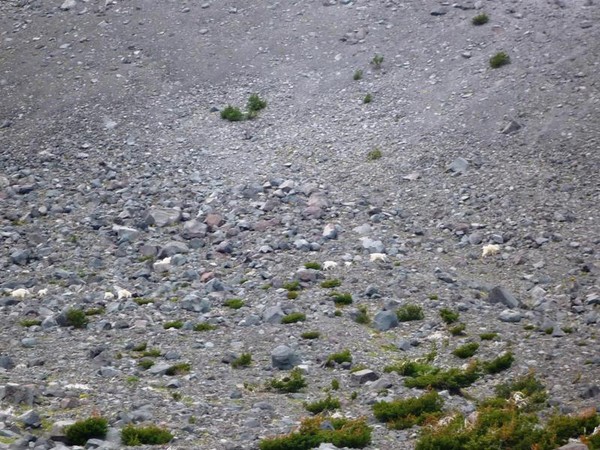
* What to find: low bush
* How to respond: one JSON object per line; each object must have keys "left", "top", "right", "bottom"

{"left": 259, "top": 416, "right": 371, "bottom": 450}
{"left": 321, "top": 279, "right": 342, "bottom": 289}
{"left": 452, "top": 342, "right": 480, "bottom": 359}
{"left": 483, "top": 352, "right": 514, "bottom": 374}
{"left": 326, "top": 349, "right": 352, "bottom": 367}
{"left": 165, "top": 363, "right": 191, "bottom": 376}
{"left": 472, "top": 13, "right": 489, "bottom": 25}
{"left": 121, "top": 424, "right": 173, "bottom": 446}
{"left": 269, "top": 368, "right": 307, "bottom": 393}
{"left": 301, "top": 331, "right": 321, "bottom": 339}
{"left": 384, "top": 359, "right": 437, "bottom": 377}
{"left": 332, "top": 292, "right": 353, "bottom": 306}
{"left": 224, "top": 298, "right": 245, "bottom": 309}
{"left": 367, "top": 148, "right": 382, "bottom": 161}
{"left": 363, "top": 93, "right": 372, "bottom": 104}
{"left": 66, "top": 308, "right": 88, "bottom": 329}
{"left": 283, "top": 281, "right": 301, "bottom": 291}
{"left": 353, "top": 69, "right": 363, "bottom": 80}
{"left": 163, "top": 320, "right": 183, "bottom": 329}
{"left": 19, "top": 318, "right": 42, "bottom": 327}
{"left": 404, "top": 364, "right": 481, "bottom": 393}
{"left": 373, "top": 391, "right": 444, "bottom": 429}
{"left": 231, "top": 353, "right": 252, "bottom": 369}
{"left": 304, "top": 262, "right": 322, "bottom": 270}
{"left": 221, "top": 105, "right": 244, "bottom": 121}
{"left": 397, "top": 304, "right": 424, "bottom": 322}
{"left": 479, "top": 332, "right": 497, "bottom": 341}
{"left": 354, "top": 305, "right": 370, "bottom": 324}
{"left": 247, "top": 93, "right": 267, "bottom": 112}
{"left": 490, "top": 52, "right": 510, "bottom": 68}
{"left": 194, "top": 322, "right": 217, "bottom": 332}
{"left": 449, "top": 323, "right": 466, "bottom": 336}
{"left": 439, "top": 308, "right": 459, "bottom": 324}
{"left": 282, "top": 312, "right": 306, "bottom": 324}
{"left": 371, "top": 54, "right": 384, "bottom": 69}
{"left": 304, "top": 395, "right": 341, "bottom": 414}
{"left": 65, "top": 417, "right": 108, "bottom": 445}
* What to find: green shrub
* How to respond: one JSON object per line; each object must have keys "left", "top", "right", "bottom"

{"left": 384, "top": 359, "right": 437, "bottom": 377}
{"left": 494, "top": 372, "right": 548, "bottom": 408}
{"left": 367, "top": 148, "right": 382, "bottom": 161}
{"left": 259, "top": 416, "right": 371, "bottom": 450}
{"left": 371, "top": 54, "right": 384, "bottom": 69}
{"left": 132, "top": 342, "right": 147, "bottom": 352}
{"left": 283, "top": 281, "right": 301, "bottom": 291}
{"left": 19, "top": 318, "right": 42, "bottom": 327}
{"left": 397, "top": 304, "right": 424, "bottom": 322}
{"left": 194, "top": 322, "right": 217, "bottom": 332}
{"left": 479, "top": 332, "right": 497, "bottom": 341}
{"left": 304, "top": 395, "right": 341, "bottom": 414}
{"left": 326, "top": 349, "right": 352, "bottom": 367}
{"left": 134, "top": 297, "right": 154, "bottom": 305}
{"left": 353, "top": 69, "right": 363, "bottom": 80}
{"left": 224, "top": 298, "right": 245, "bottom": 309}
{"left": 282, "top": 312, "right": 306, "bottom": 324}
{"left": 452, "top": 342, "right": 480, "bottom": 359}
{"left": 163, "top": 320, "right": 183, "bottom": 329}
{"left": 321, "top": 279, "right": 342, "bottom": 289}
{"left": 221, "top": 105, "right": 244, "bottom": 121}
{"left": 65, "top": 417, "right": 108, "bottom": 445}
{"left": 439, "top": 308, "right": 459, "bottom": 324}
{"left": 332, "top": 292, "right": 353, "bottom": 306}
{"left": 141, "top": 348, "right": 161, "bottom": 357}
{"left": 247, "top": 94, "right": 267, "bottom": 112}
{"left": 231, "top": 353, "right": 252, "bottom": 369}
{"left": 449, "top": 323, "right": 466, "bottom": 336}
{"left": 304, "top": 262, "right": 322, "bottom": 270}
{"left": 373, "top": 392, "right": 443, "bottom": 429}
{"left": 85, "top": 307, "right": 105, "bottom": 316}
{"left": 121, "top": 424, "right": 173, "bottom": 446}
{"left": 269, "top": 368, "right": 307, "bottom": 393}
{"left": 331, "top": 379, "right": 340, "bottom": 390}
{"left": 490, "top": 52, "right": 510, "bottom": 68}
{"left": 287, "top": 291, "right": 299, "bottom": 300}
{"left": 483, "top": 352, "right": 514, "bottom": 374}
{"left": 404, "top": 364, "right": 481, "bottom": 393}
{"left": 165, "top": 363, "right": 191, "bottom": 376}
{"left": 301, "top": 331, "right": 321, "bottom": 339}
{"left": 363, "top": 93, "right": 372, "bottom": 104}
{"left": 472, "top": 13, "right": 489, "bottom": 25}
{"left": 138, "top": 359, "right": 154, "bottom": 370}
{"left": 354, "top": 305, "right": 370, "bottom": 325}
{"left": 66, "top": 308, "right": 88, "bottom": 329}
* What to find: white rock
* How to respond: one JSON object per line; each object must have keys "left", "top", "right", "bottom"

{"left": 482, "top": 244, "right": 500, "bottom": 257}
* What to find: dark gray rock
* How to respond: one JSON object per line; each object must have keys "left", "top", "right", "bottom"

{"left": 2, "top": 384, "right": 38, "bottom": 405}
{"left": 180, "top": 294, "right": 211, "bottom": 312}
{"left": 18, "top": 410, "right": 41, "bottom": 428}
{"left": 158, "top": 241, "right": 190, "bottom": 258}
{"left": 372, "top": 310, "right": 399, "bottom": 331}
{"left": 263, "top": 306, "right": 285, "bottom": 324}
{"left": 488, "top": 286, "right": 521, "bottom": 309}
{"left": 271, "top": 345, "right": 301, "bottom": 370}
{"left": 351, "top": 369, "right": 379, "bottom": 384}
{"left": 0, "top": 354, "right": 15, "bottom": 370}
{"left": 144, "top": 207, "right": 182, "bottom": 227}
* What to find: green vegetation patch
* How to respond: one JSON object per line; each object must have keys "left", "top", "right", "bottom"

{"left": 231, "top": 353, "right": 252, "bottom": 369}
{"left": 321, "top": 279, "right": 342, "bottom": 289}
{"left": 304, "top": 395, "right": 341, "bottom": 414}
{"left": 269, "top": 368, "right": 307, "bottom": 393}
{"left": 354, "top": 305, "right": 370, "bottom": 325}
{"left": 165, "top": 363, "right": 191, "bottom": 376}
{"left": 371, "top": 54, "right": 384, "bottom": 69}
{"left": 163, "top": 320, "right": 184, "bottom": 330}
{"left": 490, "top": 51, "right": 510, "bottom": 68}
{"left": 221, "top": 105, "right": 245, "bottom": 122}
{"left": 301, "top": 331, "right": 321, "bottom": 340}
{"left": 439, "top": 308, "right": 459, "bottom": 324}
{"left": 483, "top": 352, "right": 514, "bottom": 374}
{"left": 373, "top": 391, "right": 444, "bottom": 430}
{"left": 404, "top": 363, "right": 481, "bottom": 393}
{"left": 283, "top": 280, "right": 301, "bottom": 291}
{"left": 65, "top": 417, "right": 108, "bottom": 446}
{"left": 326, "top": 349, "right": 352, "bottom": 367}
{"left": 367, "top": 148, "right": 382, "bottom": 161}
{"left": 304, "top": 262, "right": 322, "bottom": 270}
{"left": 259, "top": 416, "right": 372, "bottom": 450}
{"left": 224, "top": 298, "right": 245, "bottom": 309}
{"left": 282, "top": 312, "right": 306, "bottom": 324}
{"left": 65, "top": 308, "right": 89, "bottom": 329}
{"left": 479, "top": 332, "right": 498, "bottom": 341}
{"left": 449, "top": 323, "right": 467, "bottom": 336}
{"left": 472, "top": 13, "right": 489, "bottom": 25}
{"left": 194, "top": 322, "right": 217, "bottom": 332}
{"left": 19, "top": 318, "right": 42, "bottom": 327}
{"left": 415, "top": 404, "right": 599, "bottom": 450}
{"left": 452, "top": 342, "right": 480, "bottom": 359}
{"left": 121, "top": 424, "right": 173, "bottom": 446}
{"left": 363, "top": 93, "right": 372, "bottom": 104}
{"left": 384, "top": 359, "right": 437, "bottom": 377}
{"left": 332, "top": 292, "right": 353, "bottom": 306}
{"left": 397, "top": 304, "right": 424, "bottom": 322}
{"left": 247, "top": 93, "right": 267, "bottom": 113}
{"left": 353, "top": 69, "right": 363, "bottom": 80}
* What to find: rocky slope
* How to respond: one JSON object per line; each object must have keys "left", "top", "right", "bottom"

{"left": 0, "top": 0, "right": 599, "bottom": 449}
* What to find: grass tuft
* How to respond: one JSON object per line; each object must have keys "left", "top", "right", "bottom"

{"left": 396, "top": 304, "right": 424, "bottom": 322}
{"left": 282, "top": 312, "right": 306, "bottom": 324}
{"left": 472, "top": 13, "right": 489, "bottom": 25}
{"left": 490, "top": 51, "right": 510, "bottom": 68}
{"left": 65, "top": 417, "right": 108, "bottom": 446}
{"left": 121, "top": 424, "right": 173, "bottom": 446}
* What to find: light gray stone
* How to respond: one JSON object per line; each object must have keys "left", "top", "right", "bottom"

{"left": 271, "top": 345, "right": 301, "bottom": 370}
{"left": 488, "top": 286, "right": 520, "bottom": 309}
{"left": 372, "top": 310, "right": 399, "bottom": 331}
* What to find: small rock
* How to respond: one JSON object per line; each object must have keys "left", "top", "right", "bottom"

{"left": 271, "top": 345, "right": 301, "bottom": 370}
{"left": 351, "top": 369, "right": 380, "bottom": 384}
{"left": 18, "top": 410, "right": 41, "bottom": 428}
{"left": 499, "top": 309, "right": 522, "bottom": 323}
{"left": 501, "top": 119, "right": 522, "bottom": 134}
{"left": 145, "top": 207, "right": 181, "bottom": 227}
{"left": 372, "top": 310, "right": 399, "bottom": 331}
{"left": 447, "top": 157, "right": 469, "bottom": 174}
{"left": 60, "top": 0, "right": 76, "bottom": 10}
{"left": 487, "top": 286, "right": 521, "bottom": 309}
